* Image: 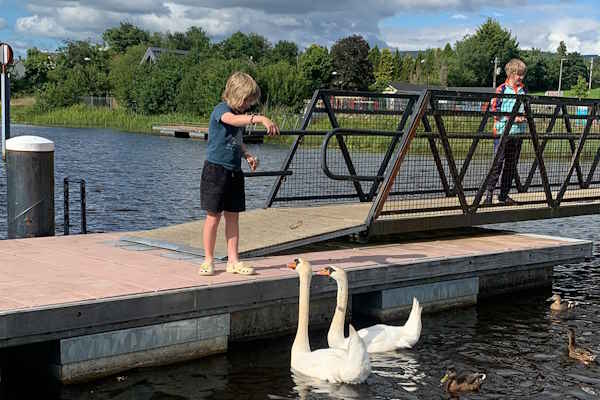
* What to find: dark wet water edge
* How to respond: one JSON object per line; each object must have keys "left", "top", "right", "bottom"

{"left": 0, "top": 126, "right": 599, "bottom": 399}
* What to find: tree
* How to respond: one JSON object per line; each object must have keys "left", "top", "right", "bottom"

{"left": 23, "top": 48, "right": 54, "bottom": 91}
{"left": 102, "top": 22, "right": 149, "bottom": 53}
{"left": 368, "top": 46, "right": 381, "bottom": 76}
{"left": 373, "top": 48, "right": 395, "bottom": 91}
{"left": 219, "top": 32, "right": 271, "bottom": 63}
{"left": 572, "top": 75, "right": 589, "bottom": 98}
{"left": 557, "top": 41, "right": 568, "bottom": 58}
{"left": 299, "top": 44, "right": 333, "bottom": 94}
{"left": 163, "top": 27, "right": 210, "bottom": 52}
{"left": 522, "top": 49, "right": 550, "bottom": 92}
{"left": 257, "top": 61, "right": 309, "bottom": 110}
{"left": 448, "top": 18, "right": 520, "bottom": 86}
{"left": 330, "top": 35, "right": 374, "bottom": 90}
{"left": 109, "top": 44, "right": 147, "bottom": 108}
{"left": 269, "top": 40, "right": 299, "bottom": 64}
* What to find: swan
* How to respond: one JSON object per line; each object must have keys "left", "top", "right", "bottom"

{"left": 288, "top": 258, "right": 371, "bottom": 384}
{"left": 318, "top": 266, "right": 422, "bottom": 353}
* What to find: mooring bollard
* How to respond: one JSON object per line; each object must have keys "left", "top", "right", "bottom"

{"left": 6, "top": 135, "right": 55, "bottom": 238}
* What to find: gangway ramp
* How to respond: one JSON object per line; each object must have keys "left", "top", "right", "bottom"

{"left": 121, "top": 203, "right": 370, "bottom": 258}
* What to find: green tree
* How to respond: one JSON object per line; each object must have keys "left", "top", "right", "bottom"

{"left": 102, "top": 22, "right": 149, "bottom": 53}
{"left": 368, "top": 46, "right": 381, "bottom": 76}
{"left": 448, "top": 18, "right": 519, "bottom": 86}
{"left": 176, "top": 58, "right": 255, "bottom": 116}
{"left": 522, "top": 49, "right": 550, "bottom": 92}
{"left": 219, "top": 32, "right": 271, "bottom": 63}
{"left": 23, "top": 48, "right": 54, "bottom": 91}
{"left": 298, "top": 44, "right": 333, "bottom": 93}
{"left": 372, "top": 48, "right": 395, "bottom": 91}
{"left": 257, "top": 61, "right": 309, "bottom": 110}
{"left": 572, "top": 75, "right": 589, "bottom": 98}
{"left": 109, "top": 44, "right": 147, "bottom": 108}
{"left": 330, "top": 35, "right": 374, "bottom": 90}
{"left": 269, "top": 40, "right": 299, "bottom": 64}
{"left": 132, "top": 54, "right": 183, "bottom": 114}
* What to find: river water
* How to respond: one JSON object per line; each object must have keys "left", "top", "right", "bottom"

{"left": 1, "top": 125, "right": 599, "bottom": 399}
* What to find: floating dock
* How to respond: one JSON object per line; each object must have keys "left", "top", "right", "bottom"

{"left": 0, "top": 228, "right": 591, "bottom": 383}
{"left": 151, "top": 124, "right": 264, "bottom": 143}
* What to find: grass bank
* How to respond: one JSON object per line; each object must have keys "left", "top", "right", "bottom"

{"left": 11, "top": 103, "right": 206, "bottom": 134}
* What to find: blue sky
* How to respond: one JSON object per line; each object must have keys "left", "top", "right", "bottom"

{"left": 2, "top": 0, "right": 599, "bottom": 57}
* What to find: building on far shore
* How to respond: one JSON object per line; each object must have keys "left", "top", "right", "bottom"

{"left": 140, "top": 47, "right": 190, "bottom": 64}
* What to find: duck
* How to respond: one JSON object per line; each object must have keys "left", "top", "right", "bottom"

{"left": 567, "top": 328, "right": 597, "bottom": 365}
{"left": 317, "top": 265, "right": 422, "bottom": 353}
{"left": 547, "top": 294, "right": 576, "bottom": 311}
{"left": 287, "top": 258, "right": 371, "bottom": 384}
{"left": 440, "top": 366, "right": 486, "bottom": 398}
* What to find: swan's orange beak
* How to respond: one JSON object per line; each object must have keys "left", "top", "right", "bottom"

{"left": 316, "top": 267, "right": 331, "bottom": 276}
{"left": 287, "top": 259, "right": 298, "bottom": 270}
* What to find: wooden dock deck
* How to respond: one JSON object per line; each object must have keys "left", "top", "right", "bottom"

{"left": 0, "top": 228, "right": 591, "bottom": 382}
{"left": 121, "top": 188, "right": 600, "bottom": 259}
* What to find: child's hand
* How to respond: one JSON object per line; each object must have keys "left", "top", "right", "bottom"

{"left": 260, "top": 117, "right": 280, "bottom": 136}
{"left": 246, "top": 154, "right": 258, "bottom": 171}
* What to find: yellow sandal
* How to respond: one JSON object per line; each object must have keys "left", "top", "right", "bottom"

{"left": 198, "top": 261, "right": 214, "bottom": 276}
{"left": 226, "top": 261, "right": 255, "bottom": 275}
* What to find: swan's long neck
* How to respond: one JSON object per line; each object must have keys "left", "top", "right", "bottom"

{"left": 328, "top": 275, "right": 348, "bottom": 346}
{"left": 292, "top": 273, "right": 311, "bottom": 354}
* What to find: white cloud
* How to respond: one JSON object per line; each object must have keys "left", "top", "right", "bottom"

{"left": 451, "top": 14, "right": 468, "bottom": 20}
{"left": 511, "top": 17, "right": 600, "bottom": 54}
{"left": 382, "top": 25, "right": 473, "bottom": 50}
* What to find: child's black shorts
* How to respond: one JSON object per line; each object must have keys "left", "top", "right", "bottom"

{"left": 200, "top": 161, "right": 246, "bottom": 213}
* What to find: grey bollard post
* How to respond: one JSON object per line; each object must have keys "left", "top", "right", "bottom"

{"left": 7, "top": 135, "right": 55, "bottom": 238}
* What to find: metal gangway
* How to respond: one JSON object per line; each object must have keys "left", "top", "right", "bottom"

{"left": 123, "top": 89, "right": 600, "bottom": 258}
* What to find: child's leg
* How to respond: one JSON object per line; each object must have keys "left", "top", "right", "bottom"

{"left": 203, "top": 211, "right": 222, "bottom": 263}
{"left": 223, "top": 211, "right": 240, "bottom": 263}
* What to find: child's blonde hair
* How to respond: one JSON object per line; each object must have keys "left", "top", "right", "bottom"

{"left": 222, "top": 72, "right": 261, "bottom": 112}
{"left": 505, "top": 58, "right": 527, "bottom": 76}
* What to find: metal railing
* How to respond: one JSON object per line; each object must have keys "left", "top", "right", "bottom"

{"left": 245, "top": 88, "right": 600, "bottom": 233}
{"left": 63, "top": 177, "right": 87, "bottom": 235}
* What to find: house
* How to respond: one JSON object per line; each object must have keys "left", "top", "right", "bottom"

{"left": 10, "top": 60, "right": 26, "bottom": 79}
{"left": 140, "top": 47, "right": 190, "bottom": 64}
{"left": 384, "top": 82, "right": 495, "bottom": 94}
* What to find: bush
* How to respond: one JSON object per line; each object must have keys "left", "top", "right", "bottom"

{"left": 176, "top": 58, "right": 256, "bottom": 116}
{"left": 256, "top": 61, "right": 309, "bottom": 111}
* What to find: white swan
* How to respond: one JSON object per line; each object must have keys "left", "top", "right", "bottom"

{"left": 318, "top": 266, "right": 423, "bottom": 353}
{"left": 288, "top": 258, "right": 371, "bottom": 384}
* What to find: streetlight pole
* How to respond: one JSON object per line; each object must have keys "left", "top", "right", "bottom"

{"left": 492, "top": 56, "right": 498, "bottom": 88}
{"left": 589, "top": 57, "right": 594, "bottom": 91}
{"left": 558, "top": 57, "right": 567, "bottom": 95}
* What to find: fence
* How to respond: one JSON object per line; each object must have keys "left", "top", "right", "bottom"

{"left": 251, "top": 88, "right": 600, "bottom": 233}
{"left": 79, "top": 95, "right": 117, "bottom": 109}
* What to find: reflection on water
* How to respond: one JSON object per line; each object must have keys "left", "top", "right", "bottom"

{"left": 1, "top": 126, "right": 600, "bottom": 398}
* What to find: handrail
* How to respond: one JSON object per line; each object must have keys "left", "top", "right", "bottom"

{"left": 320, "top": 128, "right": 397, "bottom": 182}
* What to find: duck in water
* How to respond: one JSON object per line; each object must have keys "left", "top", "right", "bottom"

{"left": 440, "top": 366, "right": 486, "bottom": 399}
{"left": 567, "top": 328, "right": 597, "bottom": 366}
{"left": 547, "top": 294, "right": 576, "bottom": 312}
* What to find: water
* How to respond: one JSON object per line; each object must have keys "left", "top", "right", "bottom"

{"left": 1, "top": 125, "right": 600, "bottom": 399}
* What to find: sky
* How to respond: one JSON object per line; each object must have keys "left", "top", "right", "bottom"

{"left": 1, "top": 0, "right": 599, "bottom": 58}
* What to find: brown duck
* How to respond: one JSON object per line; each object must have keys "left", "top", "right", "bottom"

{"left": 547, "top": 294, "right": 575, "bottom": 311}
{"left": 440, "top": 366, "right": 486, "bottom": 398}
{"left": 568, "top": 328, "right": 597, "bottom": 365}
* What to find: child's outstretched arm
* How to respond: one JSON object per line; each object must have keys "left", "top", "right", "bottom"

{"left": 221, "top": 113, "right": 280, "bottom": 136}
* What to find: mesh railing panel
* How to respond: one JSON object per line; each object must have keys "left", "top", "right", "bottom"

{"left": 378, "top": 90, "right": 600, "bottom": 220}
{"left": 269, "top": 90, "right": 419, "bottom": 206}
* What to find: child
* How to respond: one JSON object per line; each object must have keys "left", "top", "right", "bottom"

{"left": 484, "top": 58, "right": 527, "bottom": 206}
{"left": 198, "top": 72, "right": 279, "bottom": 275}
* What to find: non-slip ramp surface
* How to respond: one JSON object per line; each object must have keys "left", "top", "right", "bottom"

{"left": 121, "top": 203, "right": 372, "bottom": 258}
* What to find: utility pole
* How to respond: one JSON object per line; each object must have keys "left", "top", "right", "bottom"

{"left": 492, "top": 56, "right": 498, "bottom": 88}
{"left": 0, "top": 42, "right": 13, "bottom": 161}
{"left": 589, "top": 58, "right": 594, "bottom": 91}
{"left": 558, "top": 58, "right": 567, "bottom": 95}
